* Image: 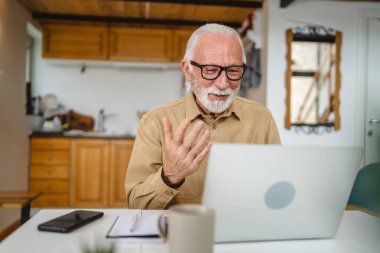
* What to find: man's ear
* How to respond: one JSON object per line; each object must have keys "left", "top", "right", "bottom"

{"left": 181, "top": 60, "right": 191, "bottom": 81}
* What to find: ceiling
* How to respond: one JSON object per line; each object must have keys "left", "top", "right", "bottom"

{"left": 17, "top": 0, "right": 264, "bottom": 28}
{"left": 17, "top": 0, "right": 380, "bottom": 28}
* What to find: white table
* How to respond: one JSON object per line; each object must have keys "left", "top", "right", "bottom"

{"left": 0, "top": 209, "right": 379, "bottom": 253}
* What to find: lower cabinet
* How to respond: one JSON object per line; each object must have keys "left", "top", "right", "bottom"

{"left": 109, "top": 140, "right": 134, "bottom": 207}
{"left": 70, "top": 139, "right": 110, "bottom": 207}
{"left": 29, "top": 138, "right": 134, "bottom": 208}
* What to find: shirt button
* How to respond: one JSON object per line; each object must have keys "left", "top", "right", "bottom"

{"left": 212, "top": 123, "right": 216, "bottom": 129}
{"left": 165, "top": 190, "right": 173, "bottom": 196}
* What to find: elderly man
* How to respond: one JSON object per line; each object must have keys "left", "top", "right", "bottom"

{"left": 125, "top": 23, "right": 280, "bottom": 209}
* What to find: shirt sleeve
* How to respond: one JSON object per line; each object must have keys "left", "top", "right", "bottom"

{"left": 267, "top": 114, "right": 281, "bottom": 144}
{"left": 125, "top": 115, "right": 179, "bottom": 209}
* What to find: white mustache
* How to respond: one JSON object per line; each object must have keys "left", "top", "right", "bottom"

{"left": 206, "top": 86, "right": 234, "bottom": 96}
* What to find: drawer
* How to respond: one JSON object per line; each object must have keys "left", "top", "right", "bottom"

{"left": 31, "top": 138, "right": 70, "bottom": 150}
{"left": 30, "top": 179, "right": 68, "bottom": 193}
{"left": 30, "top": 165, "right": 69, "bottom": 179}
{"left": 31, "top": 193, "right": 69, "bottom": 207}
{"left": 31, "top": 150, "right": 69, "bottom": 164}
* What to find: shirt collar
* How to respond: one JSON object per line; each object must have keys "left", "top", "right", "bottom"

{"left": 221, "top": 98, "right": 241, "bottom": 120}
{"left": 185, "top": 91, "right": 241, "bottom": 121}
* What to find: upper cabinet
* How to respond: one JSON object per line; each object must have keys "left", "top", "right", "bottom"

{"left": 42, "top": 22, "right": 194, "bottom": 63}
{"left": 109, "top": 27, "right": 173, "bottom": 62}
{"left": 172, "top": 29, "right": 193, "bottom": 62}
{"left": 43, "top": 23, "right": 109, "bottom": 60}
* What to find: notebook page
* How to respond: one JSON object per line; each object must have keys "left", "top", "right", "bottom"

{"left": 107, "top": 215, "right": 160, "bottom": 238}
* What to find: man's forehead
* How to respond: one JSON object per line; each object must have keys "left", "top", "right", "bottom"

{"left": 193, "top": 34, "right": 243, "bottom": 63}
{"left": 195, "top": 34, "right": 238, "bottom": 47}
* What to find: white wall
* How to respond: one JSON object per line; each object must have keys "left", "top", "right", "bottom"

{"left": 266, "top": 0, "right": 380, "bottom": 146}
{"left": 0, "top": 0, "right": 30, "bottom": 190}
{"left": 31, "top": 0, "right": 380, "bottom": 145}
{"left": 32, "top": 39, "right": 183, "bottom": 135}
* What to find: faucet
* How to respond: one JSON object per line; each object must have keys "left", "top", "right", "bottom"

{"left": 97, "top": 108, "right": 106, "bottom": 132}
{"left": 96, "top": 109, "right": 117, "bottom": 132}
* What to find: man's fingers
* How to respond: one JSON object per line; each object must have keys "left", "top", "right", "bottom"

{"left": 173, "top": 118, "right": 191, "bottom": 143}
{"left": 191, "top": 142, "right": 212, "bottom": 169}
{"left": 162, "top": 117, "right": 173, "bottom": 142}
{"left": 183, "top": 121, "right": 205, "bottom": 150}
{"left": 188, "top": 129, "right": 210, "bottom": 157}
{"left": 163, "top": 118, "right": 210, "bottom": 182}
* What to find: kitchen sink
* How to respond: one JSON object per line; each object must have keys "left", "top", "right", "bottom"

{"left": 80, "top": 132, "right": 117, "bottom": 137}
{"left": 63, "top": 130, "right": 133, "bottom": 138}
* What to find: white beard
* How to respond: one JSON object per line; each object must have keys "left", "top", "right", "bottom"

{"left": 186, "top": 77, "right": 239, "bottom": 114}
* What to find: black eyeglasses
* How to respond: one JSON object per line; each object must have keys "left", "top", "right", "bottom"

{"left": 190, "top": 60, "right": 247, "bottom": 81}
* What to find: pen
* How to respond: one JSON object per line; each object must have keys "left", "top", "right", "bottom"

{"left": 129, "top": 213, "right": 139, "bottom": 232}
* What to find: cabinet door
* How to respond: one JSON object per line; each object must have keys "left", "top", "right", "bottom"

{"left": 70, "top": 139, "right": 110, "bottom": 207}
{"left": 109, "top": 140, "right": 134, "bottom": 207}
{"left": 43, "top": 23, "right": 109, "bottom": 60}
{"left": 172, "top": 28, "right": 194, "bottom": 62}
{"left": 109, "top": 27, "right": 173, "bottom": 62}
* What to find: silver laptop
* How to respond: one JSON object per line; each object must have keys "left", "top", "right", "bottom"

{"left": 202, "top": 144, "right": 363, "bottom": 242}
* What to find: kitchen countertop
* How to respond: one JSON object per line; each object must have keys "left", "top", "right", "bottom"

{"left": 29, "top": 131, "right": 135, "bottom": 139}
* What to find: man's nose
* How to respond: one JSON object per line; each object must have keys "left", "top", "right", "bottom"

{"left": 214, "top": 70, "right": 230, "bottom": 90}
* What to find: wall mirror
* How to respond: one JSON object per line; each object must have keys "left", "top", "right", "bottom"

{"left": 285, "top": 26, "right": 342, "bottom": 134}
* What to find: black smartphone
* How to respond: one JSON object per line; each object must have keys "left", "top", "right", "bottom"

{"left": 37, "top": 210, "right": 104, "bottom": 233}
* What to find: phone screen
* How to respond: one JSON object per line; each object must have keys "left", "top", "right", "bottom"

{"left": 37, "top": 210, "right": 104, "bottom": 233}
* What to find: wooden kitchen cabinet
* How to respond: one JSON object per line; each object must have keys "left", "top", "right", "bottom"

{"left": 42, "top": 21, "right": 195, "bottom": 62}
{"left": 172, "top": 28, "right": 194, "bottom": 62}
{"left": 29, "top": 138, "right": 70, "bottom": 207}
{"left": 70, "top": 139, "right": 134, "bottom": 207}
{"left": 109, "top": 140, "right": 134, "bottom": 207}
{"left": 42, "top": 22, "right": 109, "bottom": 60}
{"left": 109, "top": 27, "right": 173, "bottom": 62}
{"left": 29, "top": 137, "right": 134, "bottom": 208}
{"left": 70, "top": 139, "right": 110, "bottom": 207}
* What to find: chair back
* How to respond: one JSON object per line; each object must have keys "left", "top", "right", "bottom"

{"left": 348, "top": 162, "right": 380, "bottom": 215}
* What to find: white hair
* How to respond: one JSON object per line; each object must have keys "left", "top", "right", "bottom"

{"left": 183, "top": 23, "right": 246, "bottom": 65}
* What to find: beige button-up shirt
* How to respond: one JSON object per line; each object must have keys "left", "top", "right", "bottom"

{"left": 125, "top": 92, "right": 281, "bottom": 209}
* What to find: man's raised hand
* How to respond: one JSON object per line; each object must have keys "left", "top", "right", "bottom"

{"left": 162, "top": 117, "right": 211, "bottom": 186}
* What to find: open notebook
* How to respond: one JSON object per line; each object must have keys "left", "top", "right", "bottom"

{"left": 106, "top": 215, "right": 163, "bottom": 243}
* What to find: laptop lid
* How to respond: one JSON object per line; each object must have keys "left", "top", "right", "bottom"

{"left": 202, "top": 144, "right": 363, "bottom": 242}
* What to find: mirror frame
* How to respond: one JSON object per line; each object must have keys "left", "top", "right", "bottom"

{"left": 285, "top": 28, "right": 342, "bottom": 131}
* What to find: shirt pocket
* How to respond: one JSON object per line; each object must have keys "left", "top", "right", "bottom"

{"left": 176, "top": 171, "right": 199, "bottom": 199}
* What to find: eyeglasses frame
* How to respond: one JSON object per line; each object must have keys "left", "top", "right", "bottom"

{"left": 190, "top": 60, "right": 247, "bottom": 81}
